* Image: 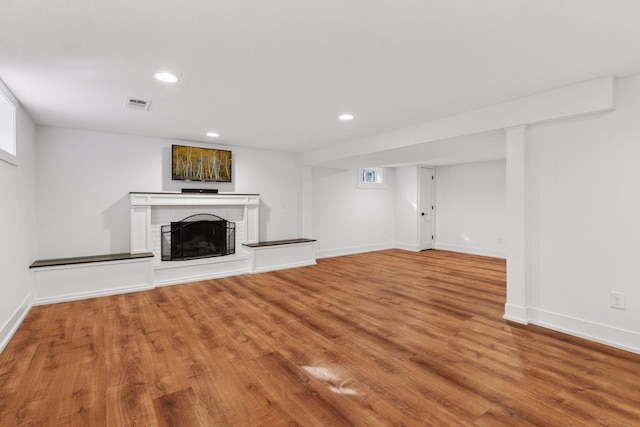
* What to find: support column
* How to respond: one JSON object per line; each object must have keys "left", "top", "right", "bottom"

{"left": 504, "top": 126, "right": 529, "bottom": 324}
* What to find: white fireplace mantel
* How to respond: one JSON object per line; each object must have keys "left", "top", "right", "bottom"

{"left": 130, "top": 192, "right": 260, "bottom": 254}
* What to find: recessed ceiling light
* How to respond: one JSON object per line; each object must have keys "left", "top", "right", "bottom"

{"left": 206, "top": 132, "right": 220, "bottom": 138}
{"left": 154, "top": 72, "right": 178, "bottom": 83}
{"left": 339, "top": 113, "right": 354, "bottom": 121}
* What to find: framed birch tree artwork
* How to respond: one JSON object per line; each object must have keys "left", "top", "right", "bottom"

{"left": 172, "top": 145, "right": 232, "bottom": 182}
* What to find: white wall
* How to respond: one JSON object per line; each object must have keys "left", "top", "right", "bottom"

{"left": 393, "top": 165, "right": 419, "bottom": 251}
{"left": 233, "top": 147, "right": 303, "bottom": 242}
{"left": 35, "top": 126, "right": 301, "bottom": 259}
{"left": 527, "top": 74, "right": 640, "bottom": 352}
{"left": 0, "top": 106, "right": 36, "bottom": 351}
{"left": 435, "top": 160, "right": 506, "bottom": 258}
{"left": 312, "top": 167, "right": 394, "bottom": 258}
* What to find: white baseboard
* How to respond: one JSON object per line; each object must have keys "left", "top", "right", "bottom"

{"left": 33, "top": 284, "right": 153, "bottom": 306}
{"left": 527, "top": 307, "right": 640, "bottom": 355}
{"left": 316, "top": 242, "right": 394, "bottom": 259}
{"left": 0, "top": 293, "right": 32, "bottom": 353}
{"left": 503, "top": 303, "right": 529, "bottom": 324}
{"left": 251, "top": 260, "right": 317, "bottom": 274}
{"left": 435, "top": 243, "right": 506, "bottom": 259}
{"left": 394, "top": 242, "right": 421, "bottom": 252}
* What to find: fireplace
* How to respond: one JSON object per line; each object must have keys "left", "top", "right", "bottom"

{"left": 161, "top": 214, "right": 235, "bottom": 261}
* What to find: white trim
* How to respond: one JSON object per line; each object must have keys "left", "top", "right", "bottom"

{"left": 316, "top": 242, "right": 394, "bottom": 259}
{"left": 394, "top": 242, "right": 421, "bottom": 252}
{"left": 435, "top": 243, "right": 506, "bottom": 259}
{"left": 527, "top": 307, "right": 640, "bottom": 356}
{"left": 251, "top": 260, "right": 316, "bottom": 274}
{"left": 32, "top": 284, "right": 153, "bottom": 306}
{"left": 505, "top": 126, "right": 530, "bottom": 324}
{"left": 503, "top": 303, "right": 529, "bottom": 324}
{"left": 0, "top": 79, "right": 18, "bottom": 166}
{"left": 130, "top": 192, "right": 259, "bottom": 207}
{"left": 0, "top": 293, "right": 32, "bottom": 353}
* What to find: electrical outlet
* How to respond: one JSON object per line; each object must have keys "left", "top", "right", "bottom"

{"left": 610, "top": 292, "right": 626, "bottom": 310}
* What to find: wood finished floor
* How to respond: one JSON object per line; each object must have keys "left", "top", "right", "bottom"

{"left": 1, "top": 250, "right": 640, "bottom": 426}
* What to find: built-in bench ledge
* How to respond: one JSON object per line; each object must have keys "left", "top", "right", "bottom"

{"left": 242, "top": 239, "right": 317, "bottom": 273}
{"left": 29, "top": 252, "right": 155, "bottom": 306}
{"left": 30, "top": 252, "right": 154, "bottom": 268}
{"left": 243, "top": 238, "right": 316, "bottom": 248}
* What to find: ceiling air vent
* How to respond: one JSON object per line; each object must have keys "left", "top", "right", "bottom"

{"left": 124, "top": 97, "right": 151, "bottom": 111}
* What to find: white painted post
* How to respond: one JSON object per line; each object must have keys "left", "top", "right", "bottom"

{"left": 504, "top": 126, "right": 529, "bottom": 324}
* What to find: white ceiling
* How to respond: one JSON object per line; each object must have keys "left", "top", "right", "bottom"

{"left": 1, "top": 1, "right": 640, "bottom": 161}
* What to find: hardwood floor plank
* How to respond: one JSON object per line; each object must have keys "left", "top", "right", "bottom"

{"left": 53, "top": 299, "right": 107, "bottom": 426}
{"left": 251, "top": 351, "right": 358, "bottom": 426}
{"left": 103, "top": 294, "right": 158, "bottom": 426}
{"left": 136, "top": 330, "right": 191, "bottom": 400}
{"left": 1, "top": 250, "right": 640, "bottom": 425}
{"left": 153, "top": 387, "right": 208, "bottom": 427}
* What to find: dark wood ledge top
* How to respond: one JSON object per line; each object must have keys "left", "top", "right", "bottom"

{"left": 30, "top": 252, "right": 154, "bottom": 268}
{"left": 243, "top": 239, "right": 316, "bottom": 248}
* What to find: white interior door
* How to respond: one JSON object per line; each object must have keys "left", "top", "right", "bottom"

{"left": 419, "top": 167, "right": 435, "bottom": 250}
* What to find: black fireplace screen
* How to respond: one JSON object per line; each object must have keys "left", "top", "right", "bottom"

{"left": 161, "top": 214, "right": 235, "bottom": 261}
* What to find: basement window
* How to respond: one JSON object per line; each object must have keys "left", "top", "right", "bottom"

{"left": 357, "top": 167, "right": 384, "bottom": 188}
{"left": 0, "top": 80, "right": 17, "bottom": 165}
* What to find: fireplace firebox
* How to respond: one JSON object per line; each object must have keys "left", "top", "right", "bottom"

{"left": 161, "top": 214, "right": 235, "bottom": 261}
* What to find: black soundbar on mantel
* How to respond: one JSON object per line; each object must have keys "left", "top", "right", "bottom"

{"left": 181, "top": 188, "right": 219, "bottom": 194}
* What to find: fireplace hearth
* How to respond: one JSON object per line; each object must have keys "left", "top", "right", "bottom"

{"left": 161, "top": 214, "right": 235, "bottom": 261}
